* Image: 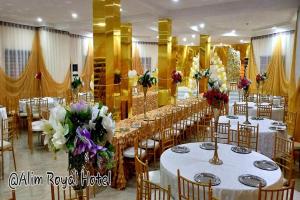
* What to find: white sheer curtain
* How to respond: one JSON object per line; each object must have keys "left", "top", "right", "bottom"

{"left": 252, "top": 31, "right": 295, "bottom": 79}
{"left": 0, "top": 22, "right": 35, "bottom": 78}
{"left": 39, "top": 28, "right": 71, "bottom": 83}
{"left": 70, "top": 36, "right": 90, "bottom": 75}
{"left": 133, "top": 41, "right": 158, "bottom": 72}
{"left": 39, "top": 29, "right": 90, "bottom": 83}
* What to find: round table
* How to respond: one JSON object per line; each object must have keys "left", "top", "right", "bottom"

{"left": 160, "top": 143, "right": 283, "bottom": 200}
{"left": 219, "top": 115, "right": 286, "bottom": 158}
{"left": 229, "top": 102, "right": 284, "bottom": 121}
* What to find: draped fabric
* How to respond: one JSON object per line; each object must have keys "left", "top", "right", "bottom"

{"left": 81, "top": 41, "right": 94, "bottom": 92}
{"left": 0, "top": 22, "right": 35, "bottom": 77}
{"left": 0, "top": 21, "right": 93, "bottom": 102}
{"left": 247, "top": 43, "right": 258, "bottom": 92}
{"left": 214, "top": 46, "right": 229, "bottom": 67}
{"left": 263, "top": 36, "right": 289, "bottom": 96}
{"left": 0, "top": 32, "right": 39, "bottom": 102}
{"left": 231, "top": 44, "right": 250, "bottom": 62}
{"left": 132, "top": 44, "right": 144, "bottom": 75}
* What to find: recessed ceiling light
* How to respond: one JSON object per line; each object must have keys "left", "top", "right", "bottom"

{"left": 172, "top": 0, "right": 179, "bottom": 2}
{"left": 192, "top": 34, "right": 196, "bottom": 38}
{"left": 120, "top": 8, "right": 123, "bottom": 12}
{"left": 190, "top": 26, "right": 199, "bottom": 32}
{"left": 183, "top": 37, "right": 187, "bottom": 42}
{"left": 232, "top": 30, "right": 236, "bottom": 33}
{"left": 240, "top": 40, "right": 244, "bottom": 43}
{"left": 37, "top": 17, "right": 43, "bottom": 22}
{"left": 71, "top": 13, "right": 78, "bottom": 19}
{"left": 190, "top": 42, "right": 194, "bottom": 45}
{"left": 272, "top": 26, "right": 277, "bottom": 29}
{"left": 156, "top": 36, "right": 159, "bottom": 39}
{"left": 199, "top": 23, "right": 205, "bottom": 28}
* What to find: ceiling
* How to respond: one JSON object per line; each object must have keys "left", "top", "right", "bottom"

{"left": 0, "top": 0, "right": 299, "bottom": 44}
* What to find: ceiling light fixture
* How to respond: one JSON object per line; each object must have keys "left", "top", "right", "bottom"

{"left": 72, "top": 13, "right": 78, "bottom": 19}
{"left": 199, "top": 23, "right": 205, "bottom": 28}
{"left": 37, "top": 17, "right": 43, "bottom": 22}
{"left": 192, "top": 34, "right": 196, "bottom": 38}
{"left": 120, "top": 8, "right": 123, "bottom": 12}
{"left": 172, "top": 0, "right": 179, "bottom": 2}
{"left": 156, "top": 36, "right": 159, "bottom": 39}
{"left": 183, "top": 37, "right": 187, "bottom": 42}
{"left": 232, "top": 30, "right": 236, "bottom": 33}
{"left": 272, "top": 26, "right": 277, "bottom": 29}
{"left": 190, "top": 26, "right": 199, "bottom": 32}
{"left": 240, "top": 40, "right": 244, "bottom": 43}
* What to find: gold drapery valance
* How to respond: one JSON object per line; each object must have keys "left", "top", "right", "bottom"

{"left": 0, "top": 32, "right": 93, "bottom": 103}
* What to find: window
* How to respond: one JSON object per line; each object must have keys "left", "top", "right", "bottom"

{"left": 5, "top": 49, "right": 31, "bottom": 78}
{"left": 141, "top": 57, "right": 151, "bottom": 71}
{"left": 260, "top": 55, "right": 285, "bottom": 72}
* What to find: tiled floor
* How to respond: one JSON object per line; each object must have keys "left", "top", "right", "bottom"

{"left": 1, "top": 130, "right": 300, "bottom": 199}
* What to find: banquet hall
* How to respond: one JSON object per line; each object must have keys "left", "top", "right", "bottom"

{"left": 1, "top": 0, "right": 300, "bottom": 199}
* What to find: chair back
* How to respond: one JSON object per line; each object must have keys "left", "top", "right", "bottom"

{"left": 177, "top": 169, "right": 213, "bottom": 200}
{"left": 258, "top": 179, "right": 295, "bottom": 200}
{"left": 273, "top": 134, "right": 294, "bottom": 183}
{"left": 195, "top": 124, "right": 213, "bottom": 142}
{"left": 141, "top": 179, "right": 171, "bottom": 200}
{"left": 237, "top": 122, "right": 259, "bottom": 151}
{"left": 257, "top": 104, "right": 272, "bottom": 119}
{"left": 1, "top": 116, "right": 17, "bottom": 146}
{"left": 213, "top": 121, "right": 231, "bottom": 144}
{"left": 233, "top": 103, "right": 247, "bottom": 115}
{"left": 50, "top": 184, "right": 90, "bottom": 200}
{"left": 135, "top": 155, "right": 149, "bottom": 200}
{"left": 285, "top": 112, "right": 297, "bottom": 135}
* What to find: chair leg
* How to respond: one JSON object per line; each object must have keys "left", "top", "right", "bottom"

{"left": 12, "top": 148, "right": 17, "bottom": 171}
{"left": 1, "top": 151, "right": 4, "bottom": 180}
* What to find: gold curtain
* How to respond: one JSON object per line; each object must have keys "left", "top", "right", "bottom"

{"left": 214, "top": 46, "right": 229, "bottom": 67}
{"left": 263, "top": 36, "right": 289, "bottom": 96}
{"left": 81, "top": 41, "right": 94, "bottom": 92}
{"left": 176, "top": 45, "right": 194, "bottom": 86}
{"left": 231, "top": 43, "right": 250, "bottom": 62}
{"left": 247, "top": 43, "right": 258, "bottom": 92}
{"left": 132, "top": 45, "right": 144, "bottom": 75}
{"left": 0, "top": 32, "right": 40, "bottom": 103}
{"left": 0, "top": 30, "right": 94, "bottom": 102}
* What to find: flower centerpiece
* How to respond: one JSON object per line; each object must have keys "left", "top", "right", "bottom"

{"left": 256, "top": 72, "right": 267, "bottom": 94}
{"left": 71, "top": 77, "right": 82, "bottom": 101}
{"left": 171, "top": 70, "right": 183, "bottom": 105}
{"left": 138, "top": 71, "right": 157, "bottom": 119}
{"left": 193, "top": 69, "right": 211, "bottom": 98}
{"left": 238, "top": 77, "right": 252, "bottom": 124}
{"left": 203, "top": 78, "right": 228, "bottom": 165}
{"left": 42, "top": 101, "right": 115, "bottom": 197}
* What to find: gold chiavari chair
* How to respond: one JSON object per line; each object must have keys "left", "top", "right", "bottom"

{"left": 238, "top": 90, "right": 246, "bottom": 102}
{"left": 140, "top": 122, "right": 160, "bottom": 166}
{"left": 194, "top": 123, "right": 213, "bottom": 142}
{"left": 161, "top": 112, "right": 176, "bottom": 153}
{"left": 258, "top": 179, "right": 295, "bottom": 200}
{"left": 284, "top": 112, "right": 297, "bottom": 136}
{"left": 135, "top": 155, "right": 161, "bottom": 200}
{"left": 237, "top": 122, "right": 259, "bottom": 151}
{"left": 177, "top": 169, "right": 213, "bottom": 200}
{"left": 29, "top": 98, "right": 41, "bottom": 120}
{"left": 50, "top": 184, "right": 90, "bottom": 200}
{"left": 212, "top": 121, "right": 231, "bottom": 144}
{"left": 9, "top": 190, "right": 16, "bottom": 200}
{"left": 257, "top": 104, "right": 272, "bottom": 119}
{"left": 39, "top": 98, "right": 49, "bottom": 118}
{"left": 258, "top": 94, "right": 271, "bottom": 103}
{"left": 5, "top": 96, "right": 19, "bottom": 117}
{"left": 273, "top": 134, "right": 294, "bottom": 185}
{"left": 229, "top": 81, "right": 237, "bottom": 91}
{"left": 140, "top": 179, "right": 171, "bottom": 200}
{"left": 1, "top": 117, "right": 17, "bottom": 180}
{"left": 233, "top": 102, "right": 247, "bottom": 116}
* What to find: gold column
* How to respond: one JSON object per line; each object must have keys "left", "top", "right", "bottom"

{"left": 158, "top": 19, "right": 172, "bottom": 104}
{"left": 199, "top": 34, "right": 211, "bottom": 93}
{"left": 93, "top": 0, "right": 121, "bottom": 112}
{"left": 170, "top": 36, "right": 178, "bottom": 97}
{"left": 121, "top": 23, "right": 132, "bottom": 118}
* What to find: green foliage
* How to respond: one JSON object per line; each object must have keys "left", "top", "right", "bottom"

{"left": 138, "top": 70, "right": 157, "bottom": 88}
{"left": 71, "top": 77, "right": 82, "bottom": 90}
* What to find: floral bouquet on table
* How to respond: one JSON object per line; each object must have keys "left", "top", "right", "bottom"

{"left": 256, "top": 72, "right": 267, "bottom": 84}
{"left": 42, "top": 101, "right": 115, "bottom": 190}
{"left": 171, "top": 70, "right": 183, "bottom": 84}
{"left": 138, "top": 71, "right": 157, "bottom": 119}
{"left": 204, "top": 78, "right": 229, "bottom": 109}
{"left": 238, "top": 77, "right": 251, "bottom": 94}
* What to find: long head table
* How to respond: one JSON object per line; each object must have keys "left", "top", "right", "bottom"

{"left": 112, "top": 97, "right": 202, "bottom": 189}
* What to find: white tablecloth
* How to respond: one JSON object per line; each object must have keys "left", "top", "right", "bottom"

{"left": 0, "top": 107, "right": 8, "bottom": 136}
{"left": 160, "top": 143, "right": 283, "bottom": 200}
{"left": 219, "top": 115, "right": 286, "bottom": 158}
{"left": 229, "top": 102, "right": 284, "bottom": 121}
